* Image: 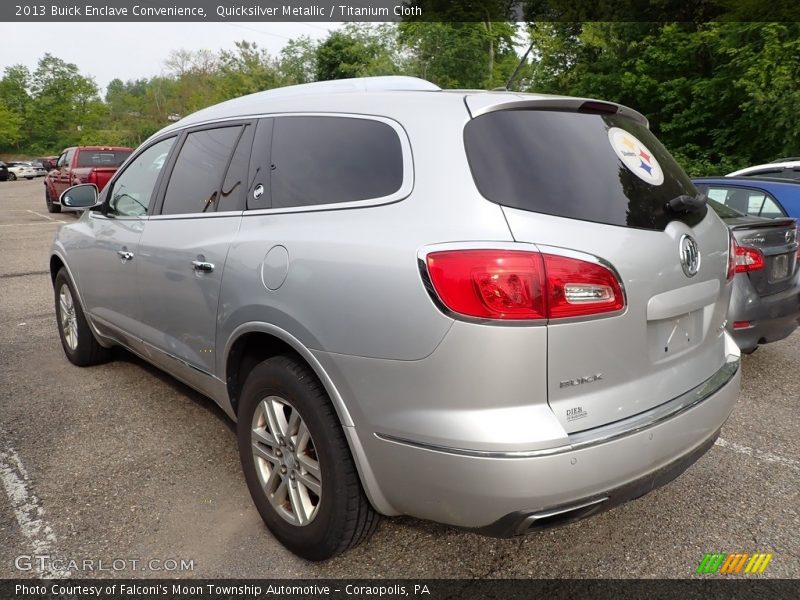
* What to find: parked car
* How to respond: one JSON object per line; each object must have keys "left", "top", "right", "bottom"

{"left": 727, "top": 159, "right": 800, "bottom": 181}
{"left": 0, "top": 161, "right": 8, "bottom": 182}
{"left": 26, "top": 161, "right": 47, "bottom": 177}
{"left": 36, "top": 156, "right": 59, "bottom": 171}
{"left": 44, "top": 146, "right": 133, "bottom": 213}
{"left": 704, "top": 198, "right": 800, "bottom": 353}
{"left": 28, "top": 160, "right": 47, "bottom": 173}
{"left": 51, "top": 76, "right": 741, "bottom": 560}
{"left": 6, "top": 161, "right": 44, "bottom": 180}
{"left": 693, "top": 177, "right": 800, "bottom": 221}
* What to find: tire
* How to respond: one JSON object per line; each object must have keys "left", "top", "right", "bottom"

{"left": 54, "top": 268, "right": 109, "bottom": 366}
{"left": 7, "top": 172, "right": 16, "bottom": 181}
{"left": 45, "top": 188, "right": 61, "bottom": 213}
{"left": 238, "top": 355, "right": 380, "bottom": 561}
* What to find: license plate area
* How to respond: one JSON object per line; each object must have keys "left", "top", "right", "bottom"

{"left": 647, "top": 309, "right": 703, "bottom": 362}
{"left": 769, "top": 253, "right": 790, "bottom": 282}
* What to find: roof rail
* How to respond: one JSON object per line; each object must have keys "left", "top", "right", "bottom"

{"left": 769, "top": 157, "right": 800, "bottom": 163}
{"left": 258, "top": 76, "right": 440, "bottom": 99}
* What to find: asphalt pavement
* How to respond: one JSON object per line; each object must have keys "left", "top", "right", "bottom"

{"left": 1, "top": 178, "right": 797, "bottom": 579}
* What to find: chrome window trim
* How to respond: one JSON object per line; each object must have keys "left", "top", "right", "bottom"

{"left": 375, "top": 353, "right": 739, "bottom": 459}
{"left": 147, "top": 210, "right": 243, "bottom": 221}
{"left": 89, "top": 212, "right": 146, "bottom": 222}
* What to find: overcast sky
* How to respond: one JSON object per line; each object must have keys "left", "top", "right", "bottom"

{"left": 0, "top": 22, "right": 338, "bottom": 94}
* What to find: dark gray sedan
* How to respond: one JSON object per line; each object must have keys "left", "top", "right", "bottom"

{"left": 709, "top": 199, "right": 800, "bottom": 353}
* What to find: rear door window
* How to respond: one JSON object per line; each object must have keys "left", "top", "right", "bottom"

{"left": 218, "top": 124, "right": 254, "bottom": 212}
{"left": 270, "top": 116, "right": 403, "bottom": 209}
{"left": 161, "top": 126, "right": 242, "bottom": 215}
{"left": 463, "top": 110, "right": 706, "bottom": 230}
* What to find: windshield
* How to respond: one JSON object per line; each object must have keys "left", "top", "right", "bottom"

{"left": 463, "top": 109, "right": 706, "bottom": 231}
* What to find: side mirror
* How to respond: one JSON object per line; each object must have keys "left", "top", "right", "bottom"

{"left": 60, "top": 184, "right": 99, "bottom": 210}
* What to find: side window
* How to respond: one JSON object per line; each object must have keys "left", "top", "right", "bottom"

{"left": 63, "top": 149, "right": 75, "bottom": 167}
{"left": 218, "top": 124, "right": 253, "bottom": 212}
{"left": 108, "top": 137, "right": 175, "bottom": 217}
{"left": 270, "top": 116, "right": 403, "bottom": 209}
{"left": 161, "top": 126, "right": 241, "bottom": 215}
{"left": 246, "top": 118, "right": 273, "bottom": 210}
{"left": 56, "top": 153, "right": 67, "bottom": 168}
{"left": 705, "top": 187, "right": 727, "bottom": 203}
{"left": 753, "top": 194, "right": 785, "bottom": 218}
{"left": 747, "top": 191, "right": 768, "bottom": 214}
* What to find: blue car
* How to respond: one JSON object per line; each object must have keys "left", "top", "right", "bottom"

{"left": 694, "top": 176, "right": 800, "bottom": 353}
{"left": 693, "top": 176, "right": 800, "bottom": 220}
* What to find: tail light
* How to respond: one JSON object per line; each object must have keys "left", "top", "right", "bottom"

{"left": 424, "top": 249, "right": 624, "bottom": 321}
{"left": 727, "top": 233, "right": 736, "bottom": 280}
{"left": 734, "top": 242, "right": 765, "bottom": 273}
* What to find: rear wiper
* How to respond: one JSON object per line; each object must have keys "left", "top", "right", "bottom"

{"left": 666, "top": 193, "right": 707, "bottom": 214}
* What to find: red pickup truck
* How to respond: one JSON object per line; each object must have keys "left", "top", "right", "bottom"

{"left": 44, "top": 146, "right": 133, "bottom": 213}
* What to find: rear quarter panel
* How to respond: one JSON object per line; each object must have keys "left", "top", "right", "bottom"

{"left": 216, "top": 95, "right": 516, "bottom": 367}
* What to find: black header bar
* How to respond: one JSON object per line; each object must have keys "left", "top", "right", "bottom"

{"left": 1, "top": 0, "right": 797, "bottom": 22}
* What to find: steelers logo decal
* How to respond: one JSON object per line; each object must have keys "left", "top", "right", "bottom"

{"left": 608, "top": 127, "right": 664, "bottom": 186}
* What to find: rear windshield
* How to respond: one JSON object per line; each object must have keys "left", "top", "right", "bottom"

{"left": 463, "top": 110, "right": 706, "bottom": 230}
{"left": 707, "top": 198, "right": 743, "bottom": 219}
{"left": 76, "top": 150, "right": 132, "bottom": 168}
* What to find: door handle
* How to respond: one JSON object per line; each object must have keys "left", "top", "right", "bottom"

{"left": 192, "top": 260, "right": 215, "bottom": 273}
{"left": 117, "top": 250, "right": 134, "bottom": 261}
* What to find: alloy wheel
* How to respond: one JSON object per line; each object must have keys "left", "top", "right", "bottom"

{"left": 251, "top": 395, "right": 322, "bottom": 526}
{"left": 59, "top": 284, "right": 79, "bottom": 351}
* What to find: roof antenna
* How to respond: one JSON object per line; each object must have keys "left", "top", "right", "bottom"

{"left": 501, "top": 41, "right": 534, "bottom": 92}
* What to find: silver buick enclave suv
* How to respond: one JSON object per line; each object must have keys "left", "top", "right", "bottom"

{"left": 51, "top": 76, "right": 741, "bottom": 560}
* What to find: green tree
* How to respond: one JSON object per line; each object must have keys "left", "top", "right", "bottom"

{"left": 0, "top": 65, "right": 32, "bottom": 150}
{"left": 398, "top": 21, "right": 519, "bottom": 89}
{"left": 315, "top": 24, "right": 402, "bottom": 81}
{"left": 524, "top": 22, "right": 800, "bottom": 175}
{"left": 278, "top": 36, "right": 318, "bottom": 85}
{"left": 26, "top": 53, "right": 104, "bottom": 152}
{"left": 218, "top": 41, "right": 280, "bottom": 97}
{"left": 162, "top": 48, "right": 223, "bottom": 116}
{"left": 0, "top": 100, "right": 23, "bottom": 148}
{"left": 0, "top": 65, "right": 31, "bottom": 115}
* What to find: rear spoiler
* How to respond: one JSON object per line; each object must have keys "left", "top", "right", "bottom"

{"left": 729, "top": 218, "right": 796, "bottom": 231}
{"left": 464, "top": 93, "right": 649, "bottom": 128}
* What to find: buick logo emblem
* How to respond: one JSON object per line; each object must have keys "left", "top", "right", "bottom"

{"left": 679, "top": 235, "right": 700, "bottom": 277}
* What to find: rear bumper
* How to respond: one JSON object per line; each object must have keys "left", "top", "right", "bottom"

{"left": 355, "top": 352, "right": 740, "bottom": 529}
{"left": 728, "top": 274, "right": 800, "bottom": 350}
{"left": 474, "top": 427, "right": 720, "bottom": 536}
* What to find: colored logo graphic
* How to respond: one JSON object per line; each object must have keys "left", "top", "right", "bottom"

{"left": 607, "top": 127, "right": 664, "bottom": 186}
{"left": 696, "top": 552, "right": 773, "bottom": 574}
